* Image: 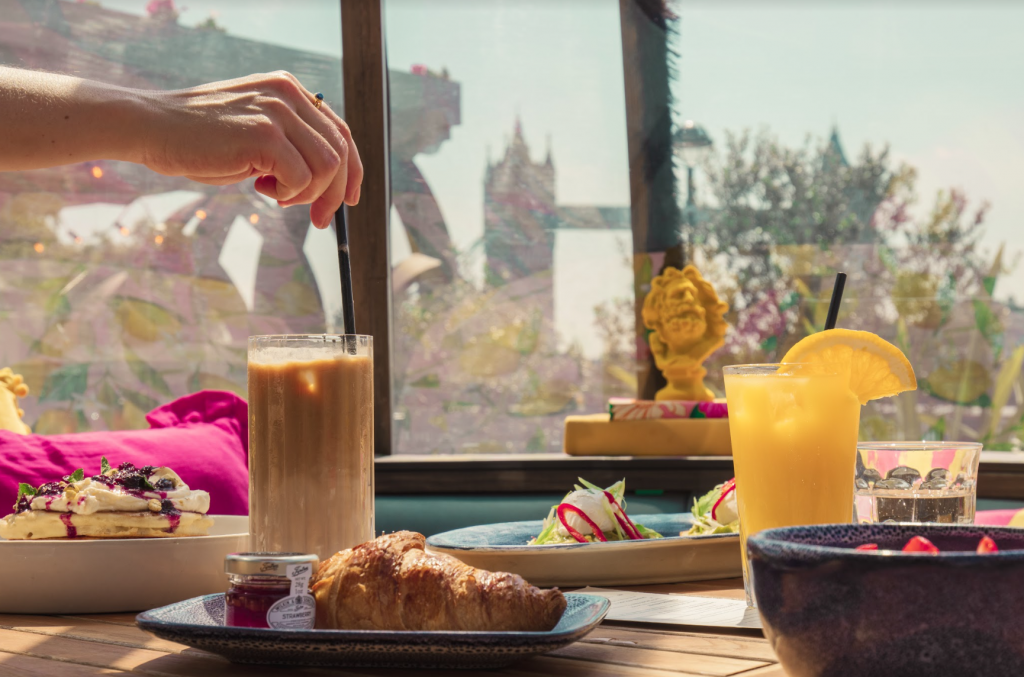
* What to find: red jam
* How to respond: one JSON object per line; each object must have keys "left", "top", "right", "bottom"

{"left": 225, "top": 576, "right": 291, "bottom": 628}
{"left": 223, "top": 552, "right": 319, "bottom": 629}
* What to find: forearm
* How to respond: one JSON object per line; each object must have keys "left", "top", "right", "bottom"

{"left": 0, "top": 67, "right": 150, "bottom": 171}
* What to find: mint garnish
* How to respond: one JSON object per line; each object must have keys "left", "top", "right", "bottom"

{"left": 100, "top": 457, "right": 111, "bottom": 474}
{"left": 14, "top": 483, "right": 36, "bottom": 510}
{"left": 66, "top": 468, "right": 84, "bottom": 483}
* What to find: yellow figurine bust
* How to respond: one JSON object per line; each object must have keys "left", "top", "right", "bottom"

{"left": 641, "top": 265, "right": 729, "bottom": 401}
{"left": 0, "top": 368, "right": 31, "bottom": 435}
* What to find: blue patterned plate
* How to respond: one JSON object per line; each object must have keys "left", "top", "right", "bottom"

{"left": 137, "top": 592, "right": 609, "bottom": 670}
{"left": 426, "top": 513, "right": 741, "bottom": 587}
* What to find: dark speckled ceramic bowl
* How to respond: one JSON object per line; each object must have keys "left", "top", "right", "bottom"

{"left": 748, "top": 523, "right": 1024, "bottom": 677}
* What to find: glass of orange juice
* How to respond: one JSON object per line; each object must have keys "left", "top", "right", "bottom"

{"left": 724, "top": 363, "right": 861, "bottom": 607}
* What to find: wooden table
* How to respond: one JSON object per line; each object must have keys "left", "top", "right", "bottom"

{"left": 0, "top": 579, "right": 784, "bottom": 677}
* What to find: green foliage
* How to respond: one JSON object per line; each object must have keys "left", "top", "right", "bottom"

{"left": 699, "top": 129, "right": 893, "bottom": 251}
{"left": 526, "top": 426, "right": 546, "bottom": 452}
{"left": 39, "top": 363, "right": 89, "bottom": 402}
{"left": 118, "top": 387, "right": 159, "bottom": 413}
{"left": 125, "top": 350, "right": 172, "bottom": 397}
{"left": 410, "top": 374, "right": 441, "bottom": 388}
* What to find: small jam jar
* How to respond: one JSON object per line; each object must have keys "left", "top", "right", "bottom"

{"left": 224, "top": 552, "right": 319, "bottom": 629}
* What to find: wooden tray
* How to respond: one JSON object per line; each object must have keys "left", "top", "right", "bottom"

{"left": 563, "top": 414, "right": 731, "bottom": 457}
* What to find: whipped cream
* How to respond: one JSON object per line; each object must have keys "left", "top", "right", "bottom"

{"left": 22, "top": 466, "right": 210, "bottom": 516}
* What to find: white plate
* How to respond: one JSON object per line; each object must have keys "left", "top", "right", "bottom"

{"left": 0, "top": 515, "right": 247, "bottom": 614}
{"left": 425, "top": 513, "right": 741, "bottom": 587}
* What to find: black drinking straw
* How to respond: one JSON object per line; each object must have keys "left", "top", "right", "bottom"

{"left": 334, "top": 206, "right": 357, "bottom": 335}
{"left": 824, "top": 272, "right": 847, "bottom": 330}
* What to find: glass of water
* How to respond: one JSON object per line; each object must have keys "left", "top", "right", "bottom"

{"left": 854, "top": 442, "right": 982, "bottom": 525}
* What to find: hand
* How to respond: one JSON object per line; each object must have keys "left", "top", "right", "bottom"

{"left": 140, "top": 71, "right": 362, "bottom": 229}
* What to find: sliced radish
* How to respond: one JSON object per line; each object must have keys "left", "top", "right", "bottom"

{"left": 557, "top": 504, "right": 607, "bottom": 543}
{"left": 855, "top": 543, "right": 878, "bottom": 551}
{"left": 603, "top": 491, "right": 641, "bottom": 540}
{"left": 977, "top": 536, "right": 998, "bottom": 554}
{"left": 711, "top": 479, "right": 737, "bottom": 523}
{"left": 902, "top": 536, "right": 940, "bottom": 554}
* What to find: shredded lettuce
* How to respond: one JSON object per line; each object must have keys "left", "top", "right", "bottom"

{"left": 529, "top": 477, "right": 663, "bottom": 544}
{"left": 686, "top": 481, "right": 740, "bottom": 536}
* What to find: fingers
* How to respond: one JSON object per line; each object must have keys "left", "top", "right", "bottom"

{"left": 289, "top": 104, "right": 354, "bottom": 229}
{"left": 276, "top": 118, "right": 344, "bottom": 228}
{"left": 316, "top": 104, "right": 363, "bottom": 206}
{"left": 249, "top": 131, "right": 312, "bottom": 204}
{"left": 175, "top": 71, "right": 363, "bottom": 225}
{"left": 282, "top": 75, "right": 363, "bottom": 207}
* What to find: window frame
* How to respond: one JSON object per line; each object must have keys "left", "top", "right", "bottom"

{"left": 340, "top": 0, "right": 394, "bottom": 457}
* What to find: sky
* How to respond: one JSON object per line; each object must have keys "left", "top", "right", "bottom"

{"left": 93, "top": 0, "right": 1024, "bottom": 355}
{"left": 672, "top": 1, "right": 1024, "bottom": 302}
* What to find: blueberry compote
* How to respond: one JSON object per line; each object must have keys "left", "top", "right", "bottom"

{"left": 90, "top": 462, "right": 167, "bottom": 496}
{"left": 159, "top": 499, "right": 181, "bottom": 533}
{"left": 15, "top": 480, "right": 66, "bottom": 513}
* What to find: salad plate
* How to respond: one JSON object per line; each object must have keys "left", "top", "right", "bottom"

{"left": 427, "top": 478, "right": 740, "bottom": 587}
{"left": 136, "top": 592, "right": 610, "bottom": 670}
{"left": 427, "top": 513, "right": 740, "bottom": 587}
{"left": 0, "top": 515, "right": 248, "bottom": 614}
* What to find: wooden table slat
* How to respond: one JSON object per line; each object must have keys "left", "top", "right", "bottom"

{"left": 0, "top": 615, "right": 188, "bottom": 653}
{"left": 731, "top": 665, "right": 788, "bottom": 676}
{"left": 0, "top": 651, "right": 130, "bottom": 677}
{"left": 0, "top": 628, "right": 261, "bottom": 677}
{"left": 512, "top": 655, "right": 721, "bottom": 677}
{"left": 551, "top": 642, "right": 770, "bottom": 676}
{"left": 60, "top": 614, "right": 140, "bottom": 626}
{"left": 580, "top": 627, "right": 777, "bottom": 662}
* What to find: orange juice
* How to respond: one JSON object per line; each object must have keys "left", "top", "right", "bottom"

{"left": 724, "top": 365, "right": 861, "bottom": 606}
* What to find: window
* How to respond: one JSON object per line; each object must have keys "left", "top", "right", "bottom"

{"left": 7, "top": 1, "right": 1018, "bottom": 458}
{"left": 384, "top": 0, "right": 636, "bottom": 454}
{"left": 0, "top": 0, "right": 344, "bottom": 432}
{"left": 669, "top": 1, "right": 1024, "bottom": 448}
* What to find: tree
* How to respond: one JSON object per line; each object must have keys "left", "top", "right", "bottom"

{"left": 690, "top": 127, "right": 1024, "bottom": 446}
{"left": 695, "top": 129, "right": 895, "bottom": 315}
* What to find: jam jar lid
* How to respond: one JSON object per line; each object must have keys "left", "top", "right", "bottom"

{"left": 225, "top": 552, "right": 319, "bottom": 577}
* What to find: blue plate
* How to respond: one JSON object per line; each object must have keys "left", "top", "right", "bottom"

{"left": 136, "top": 592, "right": 610, "bottom": 670}
{"left": 426, "top": 513, "right": 741, "bottom": 587}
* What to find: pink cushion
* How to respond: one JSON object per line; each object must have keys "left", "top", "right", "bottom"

{"left": 975, "top": 509, "right": 1022, "bottom": 527}
{"left": 0, "top": 391, "right": 248, "bottom": 516}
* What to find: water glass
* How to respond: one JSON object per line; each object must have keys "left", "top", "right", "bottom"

{"left": 854, "top": 442, "right": 981, "bottom": 525}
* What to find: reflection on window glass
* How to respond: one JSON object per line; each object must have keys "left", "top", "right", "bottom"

{"left": 673, "top": 2, "right": 1024, "bottom": 447}
{"left": 0, "top": 0, "right": 343, "bottom": 432}
{"left": 386, "top": 0, "right": 634, "bottom": 454}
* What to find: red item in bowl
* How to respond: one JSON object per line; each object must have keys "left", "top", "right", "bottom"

{"left": 854, "top": 543, "right": 878, "bottom": 551}
{"left": 902, "top": 536, "right": 940, "bottom": 554}
{"left": 977, "top": 535, "right": 999, "bottom": 554}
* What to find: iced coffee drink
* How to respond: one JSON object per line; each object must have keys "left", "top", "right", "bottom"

{"left": 248, "top": 335, "right": 373, "bottom": 557}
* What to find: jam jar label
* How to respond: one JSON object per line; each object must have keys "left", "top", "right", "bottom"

{"left": 266, "top": 594, "right": 316, "bottom": 629}
{"left": 266, "top": 562, "right": 316, "bottom": 629}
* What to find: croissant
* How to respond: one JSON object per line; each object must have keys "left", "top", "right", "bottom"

{"left": 310, "top": 530, "right": 567, "bottom": 632}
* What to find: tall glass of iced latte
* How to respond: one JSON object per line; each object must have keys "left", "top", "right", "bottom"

{"left": 248, "top": 335, "right": 373, "bottom": 557}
